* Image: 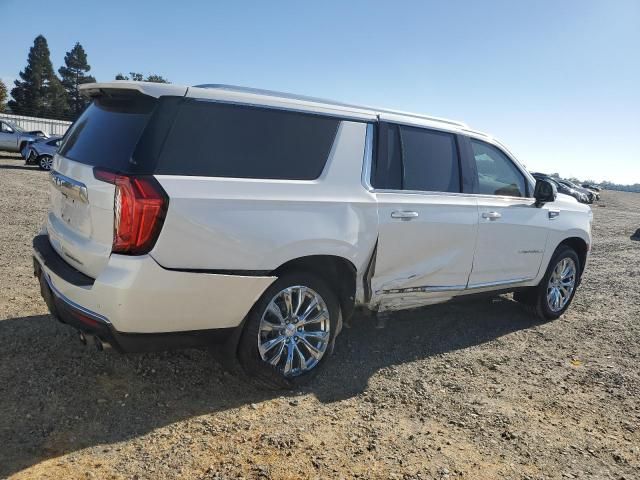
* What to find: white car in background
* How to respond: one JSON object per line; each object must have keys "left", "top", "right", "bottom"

{"left": 33, "top": 81, "right": 592, "bottom": 388}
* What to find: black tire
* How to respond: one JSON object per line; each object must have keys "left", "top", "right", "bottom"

{"left": 237, "top": 271, "right": 340, "bottom": 389}
{"left": 38, "top": 155, "right": 53, "bottom": 171}
{"left": 515, "top": 245, "right": 580, "bottom": 321}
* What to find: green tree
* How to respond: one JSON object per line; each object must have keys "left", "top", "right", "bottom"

{"left": 0, "top": 79, "right": 7, "bottom": 112}
{"left": 115, "top": 72, "right": 169, "bottom": 83}
{"left": 9, "top": 35, "right": 69, "bottom": 119}
{"left": 144, "top": 74, "right": 169, "bottom": 84}
{"left": 59, "top": 42, "right": 96, "bottom": 118}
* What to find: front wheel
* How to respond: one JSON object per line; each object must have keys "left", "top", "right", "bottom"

{"left": 38, "top": 155, "right": 53, "bottom": 171}
{"left": 515, "top": 245, "right": 580, "bottom": 321}
{"left": 237, "top": 272, "right": 339, "bottom": 389}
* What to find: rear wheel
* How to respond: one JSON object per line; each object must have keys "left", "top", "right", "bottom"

{"left": 38, "top": 155, "right": 53, "bottom": 171}
{"left": 515, "top": 245, "right": 580, "bottom": 321}
{"left": 237, "top": 272, "right": 339, "bottom": 389}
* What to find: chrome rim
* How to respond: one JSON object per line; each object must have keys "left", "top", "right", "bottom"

{"left": 258, "top": 286, "right": 331, "bottom": 377}
{"left": 40, "top": 156, "right": 52, "bottom": 170}
{"left": 547, "top": 257, "right": 577, "bottom": 312}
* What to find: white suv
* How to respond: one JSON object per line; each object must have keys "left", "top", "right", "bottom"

{"left": 33, "top": 81, "right": 592, "bottom": 387}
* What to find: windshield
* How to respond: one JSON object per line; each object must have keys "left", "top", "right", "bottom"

{"left": 5, "top": 121, "right": 24, "bottom": 133}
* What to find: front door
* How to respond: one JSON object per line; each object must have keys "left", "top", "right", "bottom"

{"left": 0, "top": 121, "right": 17, "bottom": 150}
{"left": 464, "top": 137, "right": 549, "bottom": 287}
{"left": 369, "top": 122, "right": 478, "bottom": 310}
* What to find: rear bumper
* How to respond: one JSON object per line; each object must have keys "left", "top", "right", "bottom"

{"left": 33, "top": 233, "right": 276, "bottom": 351}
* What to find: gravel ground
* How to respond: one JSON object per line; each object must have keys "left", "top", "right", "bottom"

{"left": 0, "top": 151, "right": 639, "bottom": 480}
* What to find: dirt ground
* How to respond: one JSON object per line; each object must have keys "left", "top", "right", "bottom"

{"left": 0, "top": 151, "right": 638, "bottom": 480}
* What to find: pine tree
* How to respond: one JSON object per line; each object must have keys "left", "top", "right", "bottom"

{"left": 115, "top": 72, "right": 169, "bottom": 83}
{"left": 0, "top": 79, "right": 7, "bottom": 112}
{"left": 59, "top": 42, "right": 96, "bottom": 118}
{"left": 9, "top": 35, "right": 69, "bottom": 119}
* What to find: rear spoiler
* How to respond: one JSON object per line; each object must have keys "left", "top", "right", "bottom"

{"left": 79, "top": 81, "right": 188, "bottom": 99}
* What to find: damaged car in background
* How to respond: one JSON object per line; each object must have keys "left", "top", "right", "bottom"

{"left": 0, "top": 119, "right": 48, "bottom": 154}
{"left": 23, "top": 136, "right": 62, "bottom": 170}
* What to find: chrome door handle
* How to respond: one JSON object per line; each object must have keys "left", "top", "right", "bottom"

{"left": 482, "top": 211, "right": 502, "bottom": 220}
{"left": 391, "top": 210, "right": 419, "bottom": 220}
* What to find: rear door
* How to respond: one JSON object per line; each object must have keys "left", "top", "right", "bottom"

{"left": 46, "top": 93, "right": 161, "bottom": 278}
{"left": 461, "top": 136, "right": 549, "bottom": 287}
{"left": 370, "top": 122, "right": 478, "bottom": 309}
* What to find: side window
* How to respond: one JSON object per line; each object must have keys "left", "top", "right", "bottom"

{"left": 1, "top": 122, "right": 14, "bottom": 133}
{"left": 372, "top": 123, "right": 461, "bottom": 193}
{"left": 372, "top": 123, "right": 402, "bottom": 189}
{"left": 399, "top": 125, "right": 460, "bottom": 193}
{"left": 156, "top": 100, "right": 340, "bottom": 180}
{"left": 469, "top": 139, "right": 526, "bottom": 197}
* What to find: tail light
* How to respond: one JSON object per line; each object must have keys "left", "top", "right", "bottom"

{"left": 94, "top": 168, "right": 168, "bottom": 255}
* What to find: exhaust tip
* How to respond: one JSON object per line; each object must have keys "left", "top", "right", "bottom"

{"left": 94, "top": 336, "right": 111, "bottom": 351}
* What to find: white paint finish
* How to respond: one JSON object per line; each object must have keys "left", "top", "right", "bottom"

{"left": 36, "top": 82, "right": 594, "bottom": 336}
{"left": 528, "top": 194, "right": 592, "bottom": 285}
{"left": 372, "top": 192, "right": 478, "bottom": 308}
{"left": 468, "top": 197, "right": 550, "bottom": 285}
{"left": 151, "top": 121, "right": 378, "bottom": 273}
{"left": 46, "top": 156, "right": 116, "bottom": 279}
{"left": 37, "top": 252, "right": 276, "bottom": 333}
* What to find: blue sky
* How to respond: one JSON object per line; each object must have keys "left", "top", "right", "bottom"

{"left": 2, "top": 0, "right": 638, "bottom": 184}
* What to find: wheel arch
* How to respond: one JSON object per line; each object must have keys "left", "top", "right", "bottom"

{"left": 271, "top": 255, "right": 357, "bottom": 326}
{"left": 557, "top": 236, "right": 589, "bottom": 277}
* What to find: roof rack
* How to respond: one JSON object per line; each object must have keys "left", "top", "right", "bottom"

{"left": 193, "top": 84, "right": 467, "bottom": 128}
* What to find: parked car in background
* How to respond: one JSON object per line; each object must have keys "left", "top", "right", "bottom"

{"left": 558, "top": 179, "right": 596, "bottom": 204}
{"left": 0, "top": 120, "right": 48, "bottom": 153}
{"left": 33, "top": 81, "right": 592, "bottom": 388}
{"left": 582, "top": 183, "right": 601, "bottom": 192}
{"left": 581, "top": 184, "right": 601, "bottom": 200}
{"left": 23, "top": 136, "right": 62, "bottom": 170}
{"left": 531, "top": 173, "right": 590, "bottom": 204}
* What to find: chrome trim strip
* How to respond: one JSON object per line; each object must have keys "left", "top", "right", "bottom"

{"left": 43, "top": 272, "right": 111, "bottom": 325}
{"left": 382, "top": 284, "right": 466, "bottom": 294}
{"left": 467, "top": 277, "right": 535, "bottom": 290}
{"left": 371, "top": 187, "right": 535, "bottom": 202}
{"left": 50, "top": 170, "right": 88, "bottom": 203}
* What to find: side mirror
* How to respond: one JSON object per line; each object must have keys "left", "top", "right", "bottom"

{"left": 534, "top": 179, "right": 557, "bottom": 207}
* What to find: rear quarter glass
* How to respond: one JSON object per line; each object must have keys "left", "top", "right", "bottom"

{"left": 59, "top": 94, "right": 159, "bottom": 173}
{"left": 152, "top": 99, "right": 340, "bottom": 180}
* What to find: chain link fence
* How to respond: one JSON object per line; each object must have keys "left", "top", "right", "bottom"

{"left": 0, "top": 113, "right": 72, "bottom": 136}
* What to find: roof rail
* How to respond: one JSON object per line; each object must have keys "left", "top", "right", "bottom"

{"left": 193, "top": 84, "right": 467, "bottom": 128}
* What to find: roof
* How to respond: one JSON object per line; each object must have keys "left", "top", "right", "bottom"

{"left": 80, "top": 80, "right": 478, "bottom": 135}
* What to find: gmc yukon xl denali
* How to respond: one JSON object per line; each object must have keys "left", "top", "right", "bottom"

{"left": 33, "top": 81, "right": 592, "bottom": 387}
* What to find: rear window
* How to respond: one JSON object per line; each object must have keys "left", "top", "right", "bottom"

{"left": 154, "top": 100, "right": 340, "bottom": 179}
{"left": 59, "top": 95, "right": 156, "bottom": 170}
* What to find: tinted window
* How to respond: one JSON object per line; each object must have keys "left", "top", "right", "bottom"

{"left": 470, "top": 139, "right": 526, "bottom": 197}
{"left": 155, "top": 100, "right": 339, "bottom": 179}
{"left": 59, "top": 95, "right": 156, "bottom": 169}
{"left": 399, "top": 126, "right": 460, "bottom": 193}
{"left": 372, "top": 123, "right": 402, "bottom": 189}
